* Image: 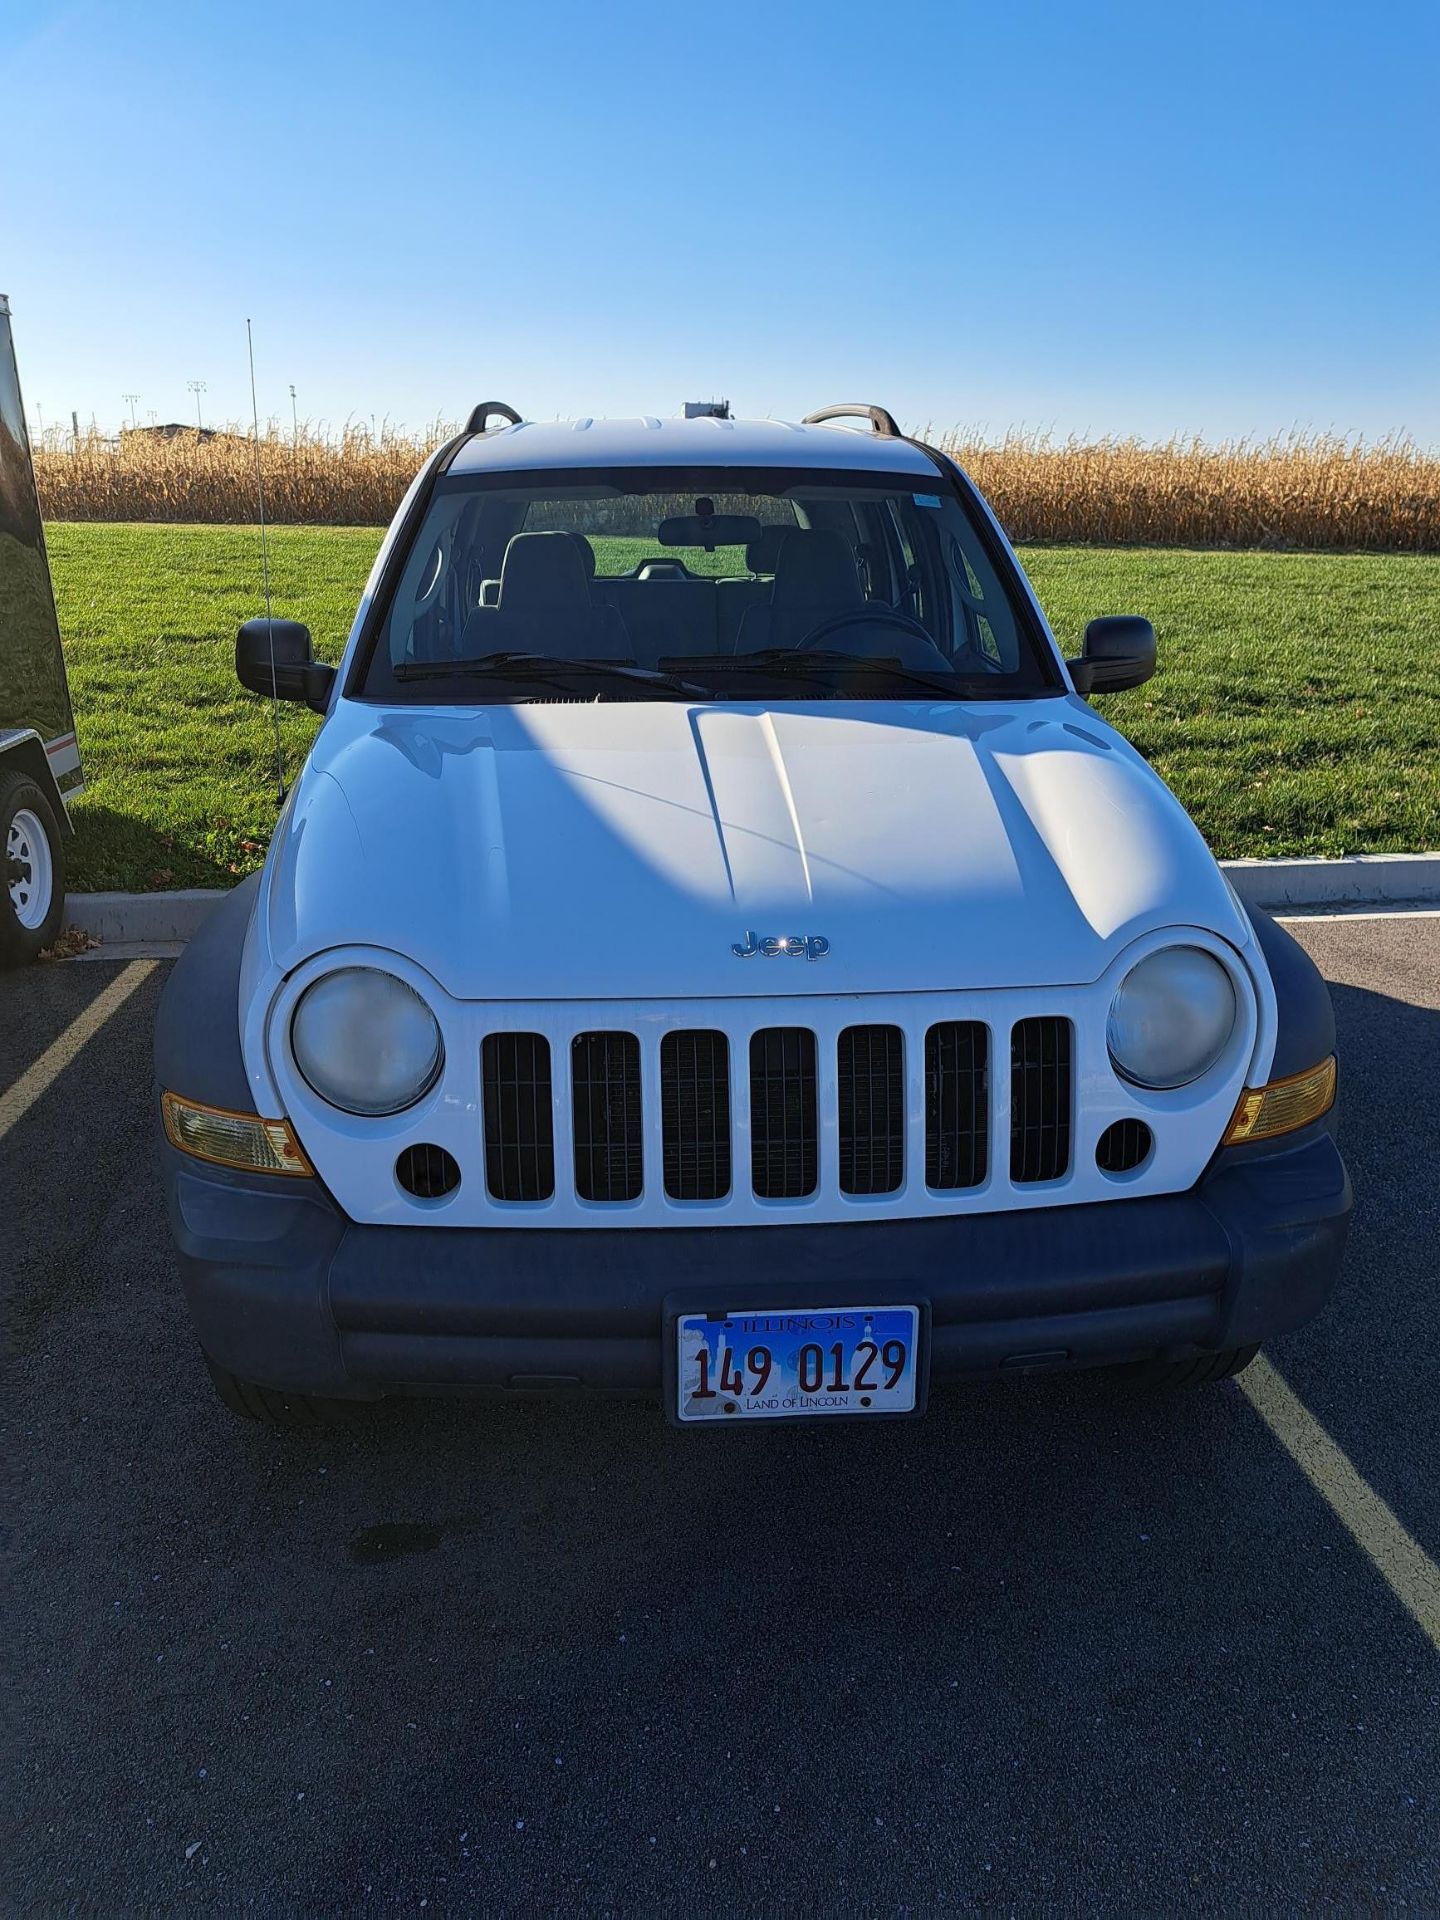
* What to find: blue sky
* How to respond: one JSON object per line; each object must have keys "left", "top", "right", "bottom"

{"left": 4, "top": 0, "right": 1437, "bottom": 444}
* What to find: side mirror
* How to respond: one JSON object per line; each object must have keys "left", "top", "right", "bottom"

{"left": 1065, "top": 616, "right": 1156, "bottom": 695}
{"left": 236, "top": 617, "right": 336, "bottom": 715}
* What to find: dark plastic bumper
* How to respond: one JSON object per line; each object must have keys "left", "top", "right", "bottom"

{"left": 160, "top": 1123, "right": 1352, "bottom": 1400}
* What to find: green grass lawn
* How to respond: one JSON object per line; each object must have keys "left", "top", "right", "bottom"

{"left": 44, "top": 522, "right": 1439, "bottom": 891}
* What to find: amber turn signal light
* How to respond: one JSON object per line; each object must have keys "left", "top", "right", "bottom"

{"left": 161, "top": 1091, "right": 313, "bottom": 1177}
{"left": 1222, "top": 1055, "right": 1336, "bottom": 1147}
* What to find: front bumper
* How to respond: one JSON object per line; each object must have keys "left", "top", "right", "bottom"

{"left": 160, "top": 1123, "right": 1352, "bottom": 1401}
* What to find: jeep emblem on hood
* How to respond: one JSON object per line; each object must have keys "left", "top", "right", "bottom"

{"left": 731, "top": 932, "right": 831, "bottom": 960}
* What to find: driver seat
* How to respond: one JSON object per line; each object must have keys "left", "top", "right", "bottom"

{"left": 733, "top": 529, "right": 864, "bottom": 653}
{"left": 460, "top": 532, "right": 631, "bottom": 659}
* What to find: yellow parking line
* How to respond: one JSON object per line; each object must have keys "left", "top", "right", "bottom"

{"left": 0, "top": 960, "right": 157, "bottom": 1145}
{"left": 1239, "top": 1354, "right": 1440, "bottom": 1652}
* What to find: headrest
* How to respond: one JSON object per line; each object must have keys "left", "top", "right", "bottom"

{"left": 498, "top": 532, "right": 592, "bottom": 610}
{"left": 770, "top": 529, "right": 864, "bottom": 610}
{"left": 565, "top": 532, "right": 597, "bottom": 578}
{"left": 745, "top": 525, "right": 792, "bottom": 574}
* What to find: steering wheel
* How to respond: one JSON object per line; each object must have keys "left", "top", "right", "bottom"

{"left": 796, "top": 606, "right": 940, "bottom": 656}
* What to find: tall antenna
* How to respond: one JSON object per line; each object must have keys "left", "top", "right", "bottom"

{"left": 246, "top": 318, "right": 286, "bottom": 803}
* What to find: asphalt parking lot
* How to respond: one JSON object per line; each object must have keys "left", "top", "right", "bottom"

{"left": 5, "top": 913, "right": 1438, "bottom": 1912}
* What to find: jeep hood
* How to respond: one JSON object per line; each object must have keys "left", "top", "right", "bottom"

{"left": 257, "top": 698, "right": 1251, "bottom": 999}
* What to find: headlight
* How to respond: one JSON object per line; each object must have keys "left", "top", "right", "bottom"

{"left": 1106, "top": 946, "right": 1237, "bottom": 1089}
{"left": 291, "top": 967, "right": 442, "bottom": 1115}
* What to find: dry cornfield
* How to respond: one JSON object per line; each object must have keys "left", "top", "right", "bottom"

{"left": 33, "top": 421, "right": 1440, "bottom": 550}
{"left": 946, "top": 431, "right": 1440, "bottom": 551}
{"left": 34, "top": 423, "right": 447, "bottom": 531}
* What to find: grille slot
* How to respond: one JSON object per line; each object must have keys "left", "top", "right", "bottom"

{"left": 572, "top": 1031, "right": 643, "bottom": 1202}
{"left": 1010, "top": 1017, "right": 1072, "bottom": 1183}
{"left": 924, "top": 1021, "right": 989, "bottom": 1189}
{"left": 1097, "top": 1117, "right": 1152, "bottom": 1174}
{"left": 481, "top": 1033, "right": 555, "bottom": 1201}
{"left": 837, "top": 1025, "right": 905, "bottom": 1194}
{"left": 661, "top": 1030, "right": 731, "bottom": 1200}
{"left": 749, "top": 1028, "right": 818, "bottom": 1198}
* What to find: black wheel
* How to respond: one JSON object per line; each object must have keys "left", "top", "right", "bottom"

{"left": 1117, "top": 1344, "right": 1260, "bottom": 1389}
{"left": 203, "top": 1354, "right": 374, "bottom": 1427}
{"left": 0, "top": 769, "right": 65, "bottom": 968}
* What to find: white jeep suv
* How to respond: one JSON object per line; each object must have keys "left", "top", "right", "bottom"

{"left": 154, "top": 402, "right": 1350, "bottom": 1426}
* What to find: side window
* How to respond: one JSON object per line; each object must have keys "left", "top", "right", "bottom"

{"left": 882, "top": 501, "right": 924, "bottom": 623}
{"left": 946, "top": 528, "right": 1020, "bottom": 671}
{"left": 386, "top": 492, "right": 471, "bottom": 665}
{"left": 846, "top": 500, "right": 898, "bottom": 604}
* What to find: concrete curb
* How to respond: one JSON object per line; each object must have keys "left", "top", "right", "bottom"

{"left": 62, "top": 889, "right": 227, "bottom": 943}
{"left": 61, "top": 853, "right": 1440, "bottom": 944}
{"left": 1219, "top": 853, "right": 1440, "bottom": 910}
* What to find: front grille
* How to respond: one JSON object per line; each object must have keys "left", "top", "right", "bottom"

{"left": 1010, "top": 1017, "right": 1072, "bottom": 1183}
{"left": 924, "top": 1021, "right": 988, "bottom": 1189}
{"left": 572, "top": 1031, "right": 643, "bottom": 1201}
{"left": 661, "top": 1030, "right": 731, "bottom": 1200}
{"left": 837, "top": 1025, "right": 904, "bottom": 1194}
{"left": 481, "top": 1033, "right": 554, "bottom": 1200}
{"left": 750, "top": 1028, "right": 818, "bottom": 1198}
{"left": 470, "top": 1007, "right": 1095, "bottom": 1211}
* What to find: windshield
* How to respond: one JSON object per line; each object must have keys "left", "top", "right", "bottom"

{"left": 358, "top": 464, "right": 1057, "bottom": 702}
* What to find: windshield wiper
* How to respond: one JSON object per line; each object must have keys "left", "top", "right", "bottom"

{"left": 393, "top": 651, "right": 711, "bottom": 697}
{"left": 664, "top": 648, "right": 998, "bottom": 699}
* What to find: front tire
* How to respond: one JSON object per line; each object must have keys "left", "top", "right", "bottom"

{"left": 1, "top": 770, "right": 64, "bottom": 967}
{"left": 1119, "top": 1344, "right": 1260, "bottom": 1389}
{"left": 204, "top": 1355, "right": 373, "bottom": 1427}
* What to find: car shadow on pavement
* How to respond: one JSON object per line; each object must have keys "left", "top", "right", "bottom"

{"left": 1263, "top": 978, "right": 1440, "bottom": 1553}
{"left": 110, "top": 1350, "right": 1430, "bottom": 1909}
{"left": 8, "top": 964, "right": 1440, "bottom": 1909}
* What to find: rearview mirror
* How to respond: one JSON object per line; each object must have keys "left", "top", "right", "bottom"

{"left": 1065, "top": 615, "right": 1156, "bottom": 695}
{"left": 236, "top": 617, "right": 335, "bottom": 714}
{"left": 657, "top": 513, "right": 765, "bottom": 552}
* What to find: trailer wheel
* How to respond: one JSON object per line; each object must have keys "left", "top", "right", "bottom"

{"left": 1, "top": 770, "right": 65, "bottom": 967}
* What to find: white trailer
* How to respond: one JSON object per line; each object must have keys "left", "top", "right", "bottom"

{"left": 0, "top": 293, "right": 81, "bottom": 964}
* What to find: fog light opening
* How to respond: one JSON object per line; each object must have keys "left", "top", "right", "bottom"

{"left": 1096, "top": 1117, "right": 1154, "bottom": 1176}
{"left": 396, "top": 1143, "right": 461, "bottom": 1201}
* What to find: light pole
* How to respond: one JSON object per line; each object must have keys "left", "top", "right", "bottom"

{"left": 187, "top": 379, "right": 206, "bottom": 433}
{"left": 289, "top": 383, "right": 298, "bottom": 443}
{"left": 122, "top": 392, "right": 140, "bottom": 429}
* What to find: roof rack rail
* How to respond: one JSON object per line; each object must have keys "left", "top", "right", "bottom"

{"left": 464, "top": 401, "right": 523, "bottom": 434}
{"left": 802, "top": 403, "right": 902, "bottom": 438}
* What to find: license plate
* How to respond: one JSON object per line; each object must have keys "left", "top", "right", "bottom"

{"left": 675, "top": 1304, "right": 922, "bottom": 1424}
